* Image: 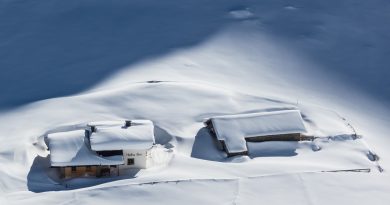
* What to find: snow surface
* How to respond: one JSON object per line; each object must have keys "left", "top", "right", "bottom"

{"left": 210, "top": 110, "right": 307, "bottom": 153}
{"left": 47, "top": 130, "right": 123, "bottom": 167}
{"left": 229, "top": 9, "right": 254, "bottom": 20}
{"left": 89, "top": 120, "right": 155, "bottom": 151}
{"left": 1, "top": 0, "right": 390, "bottom": 204}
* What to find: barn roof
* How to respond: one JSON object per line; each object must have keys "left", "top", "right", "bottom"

{"left": 89, "top": 120, "right": 155, "bottom": 151}
{"left": 47, "top": 130, "right": 124, "bottom": 167}
{"left": 208, "top": 110, "right": 307, "bottom": 154}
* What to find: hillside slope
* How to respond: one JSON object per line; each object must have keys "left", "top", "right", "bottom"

{"left": 1, "top": 0, "right": 390, "bottom": 204}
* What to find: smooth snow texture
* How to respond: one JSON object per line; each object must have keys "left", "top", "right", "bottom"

{"left": 89, "top": 120, "right": 155, "bottom": 151}
{"left": 246, "top": 138, "right": 372, "bottom": 170}
{"left": 0, "top": 0, "right": 390, "bottom": 204}
{"left": 46, "top": 130, "right": 123, "bottom": 167}
{"left": 229, "top": 9, "right": 254, "bottom": 19}
{"left": 0, "top": 82, "right": 384, "bottom": 203}
{"left": 210, "top": 110, "right": 307, "bottom": 153}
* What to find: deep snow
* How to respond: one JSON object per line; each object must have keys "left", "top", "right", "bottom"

{"left": 1, "top": 0, "right": 390, "bottom": 204}
{"left": 47, "top": 129, "right": 124, "bottom": 167}
{"left": 89, "top": 120, "right": 155, "bottom": 151}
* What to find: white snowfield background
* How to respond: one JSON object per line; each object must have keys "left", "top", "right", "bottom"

{"left": 1, "top": 0, "right": 390, "bottom": 204}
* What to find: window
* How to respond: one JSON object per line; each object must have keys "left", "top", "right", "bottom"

{"left": 110, "top": 165, "right": 117, "bottom": 168}
{"left": 71, "top": 166, "right": 76, "bottom": 172}
{"left": 86, "top": 166, "right": 91, "bottom": 171}
{"left": 97, "top": 150, "right": 123, "bottom": 157}
{"left": 127, "top": 158, "right": 135, "bottom": 165}
{"left": 101, "top": 167, "right": 110, "bottom": 176}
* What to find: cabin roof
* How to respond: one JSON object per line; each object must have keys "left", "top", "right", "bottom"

{"left": 208, "top": 110, "right": 307, "bottom": 154}
{"left": 89, "top": 120, "right": 155, "bottom": 151}
{"left": 47, "top": 130, "right": 124, "bottom": 167}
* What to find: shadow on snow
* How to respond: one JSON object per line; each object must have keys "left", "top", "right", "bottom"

{"left": 27, "top": 155, "right": 141, "bottom": 193}
{"left": 0, "top": 0, "right": 234, "bottom": 110}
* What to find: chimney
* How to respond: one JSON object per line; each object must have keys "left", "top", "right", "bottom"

{"left": 124, "top": 120, "right": 131, "bottom": 128}
{"left": 90, "top": 125, "right": 96, "bottom": 133}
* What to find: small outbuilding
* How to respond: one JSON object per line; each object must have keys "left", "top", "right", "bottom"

{"left": 46, "top": 120, "right": 155, "bottom": 178}
{"left": 204, "top": 110, "right": 309, "bottom": 157}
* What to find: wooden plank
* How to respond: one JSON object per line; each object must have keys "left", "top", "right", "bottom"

{"left": 85, "top": 166, "right": 97, "bottom": 177}
{"left": 64, "top": 167, "right": 72, "bottom": 178}
{"left": 76, "top": 166, "right": 86, "bottom": 177}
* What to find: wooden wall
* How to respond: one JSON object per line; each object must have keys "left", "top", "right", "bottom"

{"left": 246, "top": 133, "right": 299, "bottom": 142}
{"left": 62, "top": 166, "right": 98, "bottom": 178}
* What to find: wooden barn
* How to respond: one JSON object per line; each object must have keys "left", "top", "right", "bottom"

{"left": 204, "top": 110, "right": 310, "bottom": 157}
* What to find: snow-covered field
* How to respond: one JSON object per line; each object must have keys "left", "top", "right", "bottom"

{"left": 1, "top": 0, "right": 390, "bottom": 204}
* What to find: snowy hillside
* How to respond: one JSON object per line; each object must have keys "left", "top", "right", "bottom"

{"left": 1, "top": 0, "right": 390, "bottom": 204}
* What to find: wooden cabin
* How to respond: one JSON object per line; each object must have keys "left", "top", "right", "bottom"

{"left": 46, "top": 120, "right": 155, "bottom": 179}
{"left": 204, "top": 110, "right": 310, "bottom": 157}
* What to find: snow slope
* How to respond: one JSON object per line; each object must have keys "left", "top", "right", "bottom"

{"left": 1, "top": 0, "right": 390, "bottom": 204}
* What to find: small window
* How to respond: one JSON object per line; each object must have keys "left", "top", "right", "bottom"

{"left": 71, "top": 166, "right": 76, "bottom": 172}
{"left": 86, "top": 166, "right": 92, "bottom": 171}
{"left": 110, "top": 165, "right": 117, "bottom": 168}
{"left": 127, "top": 158, "right": 135, "bottom": 165}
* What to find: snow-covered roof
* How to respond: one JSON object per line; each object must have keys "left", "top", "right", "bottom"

{"left": 209, "top": 110, "right": 307, "bottom": 154}
{"left": 47, "top": 130, "right": 124, "bottom": 167}
{"left": 89, "top": 120, "right": 155, "bottom": 151}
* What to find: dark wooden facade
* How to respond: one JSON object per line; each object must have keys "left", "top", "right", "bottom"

{"left": 59, "top": 165, "right": 120, "bottom": 178}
